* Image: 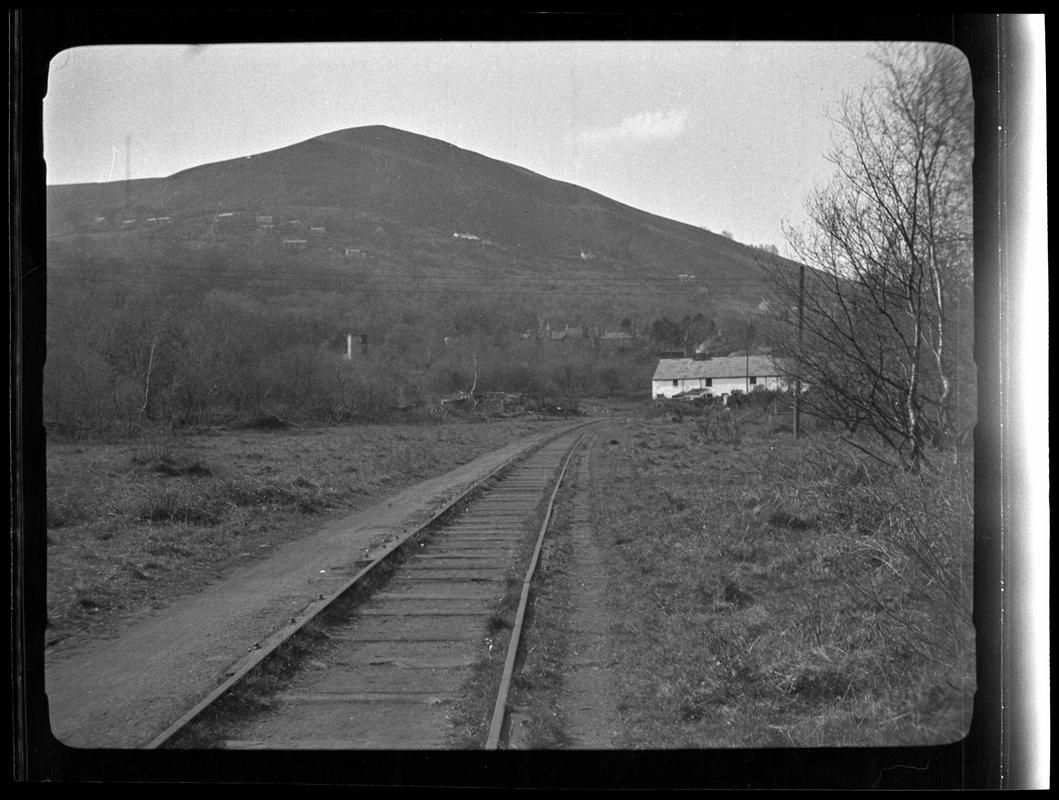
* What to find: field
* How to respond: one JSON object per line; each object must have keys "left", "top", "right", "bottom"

{"left": 44, "top": 418, "right": 559, "bottom": 650}
{"left": 512, "top": 404, "right": 975, "bottom": 747}
{"left": 589, "top": 410, "right": 974, "bottom": 746}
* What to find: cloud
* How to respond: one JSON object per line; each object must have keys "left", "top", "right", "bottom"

{"left": 570, "top": 108, "right": 690, "bottom": 146}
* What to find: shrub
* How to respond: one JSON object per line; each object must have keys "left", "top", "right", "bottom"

{"left": 136, "top": 486, "right": 222, "bottom": 526}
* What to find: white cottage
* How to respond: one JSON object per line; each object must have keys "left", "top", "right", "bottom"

{"left": 652, "top": 356, "right": 789, "bottom": 400}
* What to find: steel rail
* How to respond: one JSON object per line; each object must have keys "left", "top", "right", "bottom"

{"left": 146, "top": 420, "right": 599, "bottom": 749}
{"left": 485, "top": 433, "right": 587, "bottom": 749}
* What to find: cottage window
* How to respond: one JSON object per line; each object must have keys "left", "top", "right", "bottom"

{"left": 749, "top": 376, "right": 757, "bottom": 385}
{"left": 705, "top": 378, "right": 712, "bottom": 387}
{"left": 672, "top": 380, "right": 679, "bottom": 387}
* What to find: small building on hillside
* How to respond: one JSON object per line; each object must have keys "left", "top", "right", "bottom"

{"left": 599, "top": 330, "right": 637, "bottom": 350}
{"left": 547, "top": 325, "right": 587, "bottom": 344}
{"left": 283, "top": 238, "right": 309, "bottom": 251}
{"left": 652, "top": 355, "right": 789, "bottom": 400}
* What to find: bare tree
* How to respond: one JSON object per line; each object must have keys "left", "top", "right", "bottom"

{"left": 104, "top": 289, "right": 184, "bottom": 425}
{"left": 765, "top": 44, "right": 974, "bottom": 471}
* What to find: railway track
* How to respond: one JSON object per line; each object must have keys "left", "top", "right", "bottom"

{"left": 153, "top": 425, "right": 593, "bottom": 750}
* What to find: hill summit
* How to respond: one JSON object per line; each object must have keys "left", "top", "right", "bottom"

{"left": 48, "top": 125, "right": 796, "bottom": 310}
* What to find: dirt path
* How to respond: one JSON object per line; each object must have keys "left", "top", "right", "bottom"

{"left": 45, "top": 423, "right": 584, "bottom": 749}
{"left": 555, "top": 434, "right": 623, "bottom": 747}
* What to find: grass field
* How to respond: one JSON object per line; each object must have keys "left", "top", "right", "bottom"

{"left": 44, "top": 419, "right": 560, "bottom": 650}
{"left": 584, "top": 408, "right": 975, "bottom": 747}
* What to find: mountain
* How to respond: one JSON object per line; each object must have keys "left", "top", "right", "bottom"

{"left": 46, "top": 125, "right": 797, "bottom": 312}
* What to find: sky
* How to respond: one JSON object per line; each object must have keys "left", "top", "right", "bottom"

{"left": 44, "top": 41, "right": 898, "bottom": 255}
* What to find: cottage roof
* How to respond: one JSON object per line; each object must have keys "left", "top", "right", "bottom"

{"left": 652, "top": 356, "right": 785, "bottom": 381}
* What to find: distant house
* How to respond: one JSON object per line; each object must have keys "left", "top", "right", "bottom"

{"left": 547, "top": 325, "right": 585, "bottom": 344}
{"left": 656, "top": 348, "right": 686, "bottom": 359}
{"left": 282, "top": 238, "right": 308, "bottom": 251}
{"left": 599, "top": 330, "right": 637, "bottom": 350}
{"left": 677, "top": 273, "right": 696, "bottom": 283}
{"left": 342, "top": 333, "right": 368, "bottom": 358}
{"left": 652, "top": 356, "right": 789, "bottom": 400}
{"left": 453, "top": 232, "right": 480, "bottom": 241}
{"left": 256, "top": 215, "right": 274, "bottom": 229}
{"left": 309, "top": 225, "right": 325, "bottom": 235}
{"left": 344, "top": 246, "right": 365, "bottom": 259}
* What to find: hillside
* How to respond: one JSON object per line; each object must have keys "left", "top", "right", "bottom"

{"left": 44, "top": 125, "right": 804, "bottom": 433}
{"left": 47, "top": 125, "right": 796, "bottom": 310}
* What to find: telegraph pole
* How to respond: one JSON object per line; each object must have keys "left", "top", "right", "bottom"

{"left": 124, "top": 134, "right": 132, "bottom": 211}
{"left": 745, "top": 317, "right": 751, "bottom": 395}
{"left": 793, "top": 264, "right": 805, "bottom": 438}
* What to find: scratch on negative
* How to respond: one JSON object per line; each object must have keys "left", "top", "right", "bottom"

{"left": 872, "top": 760, "right": 931, "bottom": 789}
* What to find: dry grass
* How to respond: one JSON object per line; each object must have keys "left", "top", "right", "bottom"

{"left": 45, "top": 419, "right": 560, "bottom": 649}
{"left": 588, "top": 413, "right": 974, "bottom": 747}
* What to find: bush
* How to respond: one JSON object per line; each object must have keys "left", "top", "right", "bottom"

{"left": 693, "top": 407, "right": 742, "bottom": 444}
{"left": 136, "top": 486, "right": 223, "bottom": 526}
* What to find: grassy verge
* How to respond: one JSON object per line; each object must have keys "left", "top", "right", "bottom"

{"left": 45, "top": 419, "right": 561, "bottom": 648}
{"left": 588, "top": 408, "right": 974, "bottom": 747}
